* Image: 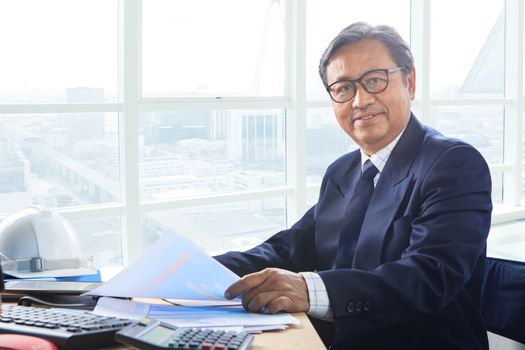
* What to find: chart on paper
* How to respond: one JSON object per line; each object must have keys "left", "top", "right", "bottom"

{"left": 86, "top": 230, "right": 240, "bottom": 301}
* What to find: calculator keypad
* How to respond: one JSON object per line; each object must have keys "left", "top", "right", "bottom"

{"left": 0, "top": 304, "right": 131, "bottom": 333}
{"left": 0, "top": 304, "right": 133, "bottom": 349}
{"left": 168, "top": 328, "right": 251, "bottom": 349}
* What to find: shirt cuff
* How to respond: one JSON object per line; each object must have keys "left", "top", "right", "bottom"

{"left": 300, "top": 271, "right": 333, "bottom": 321}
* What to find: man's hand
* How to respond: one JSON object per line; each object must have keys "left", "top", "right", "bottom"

{"left": 224, "top": 268, "right": 310, "bottom": 314}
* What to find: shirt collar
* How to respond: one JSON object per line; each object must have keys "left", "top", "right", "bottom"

{"left": 360, "top": 127, "right": 407, "bottom": 173}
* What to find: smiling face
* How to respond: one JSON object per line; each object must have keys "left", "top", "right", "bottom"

{"left": 326, "top": 39, "right": 416, "bottom": 155}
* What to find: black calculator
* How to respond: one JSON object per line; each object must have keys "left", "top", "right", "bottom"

{"left": 115, "top": 317, "right": 254, "bottom": 350}
{"left": 0, "top": 304, "right": 133, "bottom": 349}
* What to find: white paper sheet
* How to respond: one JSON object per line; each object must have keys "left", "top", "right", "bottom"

{"left": 164, "top": 298, "right": 241, "bottom": 307}
{"left": 85, "top": 231, "right": 240, "bottom": 300}
{"left": 94, "top": 297, "right": 298, "bottom": 332}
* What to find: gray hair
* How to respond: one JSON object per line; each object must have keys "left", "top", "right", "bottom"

{"left": 319, "top": 22, "right": 414, "bottom": 87}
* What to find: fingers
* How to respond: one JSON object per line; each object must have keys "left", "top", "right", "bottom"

{"left": 224, "top": 269, "right": 271, "bottom": 300}
{"left": 244, "top": 292, "right": 294, "bottom": 314}
{"left": 225, "top": 268, "right": 310, "bottom": 314}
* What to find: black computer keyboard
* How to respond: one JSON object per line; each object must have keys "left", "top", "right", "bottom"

{"left": 0, "top": 304, "right": 133, "bottom": 349}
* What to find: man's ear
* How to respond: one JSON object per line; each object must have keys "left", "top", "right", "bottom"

{"left": 407, "top": 69, "right": 416, "bottom": 100}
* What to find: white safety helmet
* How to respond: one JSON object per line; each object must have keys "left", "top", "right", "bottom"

{"left": 0, "top": 206, "right": 96, "bottom": 278}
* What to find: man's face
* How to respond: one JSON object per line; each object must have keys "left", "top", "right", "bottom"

{"left": 325, "top": 39, "right": 415, "bottom": 155}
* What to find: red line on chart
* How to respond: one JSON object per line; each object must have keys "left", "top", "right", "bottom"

{"left": 143, "top": 253, "right": 192, "bottom": 293}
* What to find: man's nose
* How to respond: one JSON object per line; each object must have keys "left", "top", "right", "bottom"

{"left": 352, "top": 84, "right": 375, "bottom": 109}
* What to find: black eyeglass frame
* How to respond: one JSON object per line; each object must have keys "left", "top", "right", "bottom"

{"left": 326, "top": 67, "right": 404, "bottom": 103}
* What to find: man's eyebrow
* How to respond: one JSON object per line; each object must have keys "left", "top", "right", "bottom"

{"left": 329, "top": 67, "right": 384, "bottom": 85}
{"left": 328, "top": 75, "right": 353, "bottom": 85}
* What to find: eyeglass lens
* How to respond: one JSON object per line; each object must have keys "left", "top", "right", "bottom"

{"left": 329, "top": 69, "right": 390, "bottom": 103}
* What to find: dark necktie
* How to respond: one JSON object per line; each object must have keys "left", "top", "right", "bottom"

{"left": 335, "top": 160, "right": 379, "bottom": 268}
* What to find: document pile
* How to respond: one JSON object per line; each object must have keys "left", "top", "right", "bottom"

{"left": 85, "top": 231, "right": 299, "bottom": 333}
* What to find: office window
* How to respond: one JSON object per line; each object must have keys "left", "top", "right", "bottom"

{"left": 142, "top": 0, "right": 285, "bottom": 98}
{"left": 432, "top": 106, "right": 504, "bottom": 165}
{"left": 141, "top": 197, "right": 286, "bottom": 254}
{"left": 305, "top": 108, "right": 356, "bottom": 185}
{"left": 0, "top": 0, "right": 118, "bottom": 103}
{"left": 488, "top": 219, "right": 525, "bottom": 261}
{"left": 521, "top": 112, "right": 525, "bottom": 205}
{"left": 522, "top": 169, "right": 525, "bottom": 205}
{"left": 1, "top": 1, "right": 525, "bottom": 268}
{"left": 305, "top": 0, "right": 410, "bottom": 101}
{"left": 305, "top": 192, "right": 320, "bottom": 211}
{"left": 139, "top": 110, "right": 285, "bottom": 200}
{"left": 0, "top": 113, "right": 119, "bottom": 214}
{"left": 71, "top": 216, "right": 122, "bottom": 267}
{"left": 492, "top": 171, "right": 503, "bottom": 204}
{"left": 430, "top": 0, "right": 504, "bottom": 99}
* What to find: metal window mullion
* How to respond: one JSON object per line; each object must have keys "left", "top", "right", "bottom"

{"left": 58, "top": 204, "right": 126, "bottom": 221}
{"left": 503, "top": 0, "right": 523, "bottom": 206}
{"left": 284, "top": 0, "right": 306, "bottom": 226}
{"left": 0, "top": 103, "right": 122, "bottom": 114}
{"left": 137, "top": 97, "right": 290, "bottom": 112}
{"left": 119, "top": 0, "right": 141, "bottom": 264}
{"left": 425, "top": 98, "right": 512, "bottom": 106}
{"left": 140, "top": 187, "right": 293, "bottom": 213}
{"left": 519, "top": 0, "right": 525, "bottom": 207}
{"left": 410, "top": 0, "right": 431, "bottom": 125}
{"left": 514, "top": 0, "right": 524, "bottom": 206}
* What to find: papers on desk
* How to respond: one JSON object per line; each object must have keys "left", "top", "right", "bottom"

{"left": 94, "top": 297, "right": 298, "bottom": 333}
{"left": 85, "top": 230, "right": 240, "bottom": 301}
{"left": 86, "top": 230, "right": 298, "bottom": 333}
{"left": 165, "top": 298, "right": 241, "bottom": 307}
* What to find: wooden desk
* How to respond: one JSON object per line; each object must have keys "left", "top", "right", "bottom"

{"left": 250, "top": 312, "right": 326, "bottom": 350}
{"left": 105, "top": 312, "right": 326, "bottom": 350}
{"left": 2, "top": 298, "right": 326, "bottom": 350}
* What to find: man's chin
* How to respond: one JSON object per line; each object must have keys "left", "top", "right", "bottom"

{"left": 355, "top": 134, "right": 387, "bottom": 154}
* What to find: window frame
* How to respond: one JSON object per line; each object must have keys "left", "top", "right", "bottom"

{"left": 0, "top": 0, "right": 523, "bottom": 265}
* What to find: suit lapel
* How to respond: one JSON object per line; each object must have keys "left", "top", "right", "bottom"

{"left": 335, "top": 155, "right": 362, "bottom": 198}
{"left": 316, "top": 154, "right": 361, "bottom": 269}
{"left": 353, "top": 115, "right": 425, "bottom": 270}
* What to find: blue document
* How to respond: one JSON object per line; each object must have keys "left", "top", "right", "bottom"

{"left": 94, "top": 297, "right": 299, "bottom": 330}
{"left": 86, "top": 230, "right": 240, "bottom": 300}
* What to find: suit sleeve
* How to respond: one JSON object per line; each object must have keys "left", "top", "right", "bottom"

{"left": 214, "top": 205, "right": 318, "bottom": 276}
{"left": 318, "top": 144, "right": 492, "bottom": 341}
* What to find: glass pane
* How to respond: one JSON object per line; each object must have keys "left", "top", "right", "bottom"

{"left": 142, "top": 0, "right": 285, "bottom": 98}
{"left": 71, "top": 216, "right": 122, "bottom": 268}
{"left": 431, "top": 106, "right": 504, "bottom": 165}
{"left": 521, "top": 170, "right": 525, "bottom": 205}
{"left": 306, "top": 191, "right": 319, "bottom": 211}
{"left": 430, "top": 0, "right": 504, "bottom": 99}
{"left": 523, "top": 4, "right": 525, "bottom": 95}
{"left": 306, "top": 0, "right": 410, "bottom": 101}
{"left": 139, "top": 110, "right": 285, "bottom": 200}
{"left": 491, "top": 171, "right": 503, "bottom": 204}
{"left": 0, "top": 113, "right": 120, "bottom": 214}
{"left": 141, "top": 198, "right": 286, "bottom": 254}
{"left": 0, "top": 1, "right": 118, "bottom": 103}
{"left": 488, "top": 219, "right": 525, "bottom": 261}
{"left": 306, "top": 108, "right": 356, "bottom": 185}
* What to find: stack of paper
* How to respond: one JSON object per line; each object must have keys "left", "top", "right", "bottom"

{"left": 94, "top": 297, "right": 298, "bottom": 333}
{"left": 86, "top": 231, "right": 298, "bottom": 332}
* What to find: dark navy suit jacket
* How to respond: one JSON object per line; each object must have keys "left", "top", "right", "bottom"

{"left": 216, "top": 115, "right": 493, "bottom": 349}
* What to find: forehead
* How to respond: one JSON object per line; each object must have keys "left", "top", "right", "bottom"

{"left": 326, "top": 39, "right": 396, "bottom": 81}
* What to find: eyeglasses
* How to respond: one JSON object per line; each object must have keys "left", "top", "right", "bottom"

{"left": 326, "top": 67, "right": 404, "bottom": 103}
